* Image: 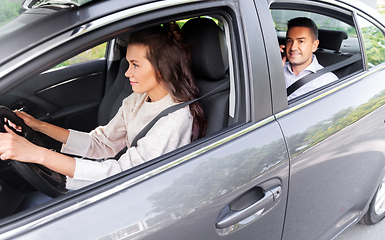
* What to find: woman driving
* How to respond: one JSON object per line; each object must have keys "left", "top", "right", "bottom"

{"left": 0, "top": 23, "right": 206, "bottom": 190}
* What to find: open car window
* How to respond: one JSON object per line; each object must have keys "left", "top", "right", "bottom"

{"left": 270, "top": 6, "right": 364, "bottom": 103}
{"left": 0, "top": 8, "right": 247, "bottom": 222}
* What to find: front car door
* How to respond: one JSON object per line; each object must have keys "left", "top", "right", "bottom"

{"left": 0, "top": 0, "right": 289, "bottom": 239}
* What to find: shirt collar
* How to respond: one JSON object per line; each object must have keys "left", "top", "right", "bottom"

{"left": 285, "top": 54, "right": 319, "bottom": 75}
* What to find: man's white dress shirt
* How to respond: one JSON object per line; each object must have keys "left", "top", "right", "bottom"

{"left": 284, "top": 55, "right": 338, "bottom": 100}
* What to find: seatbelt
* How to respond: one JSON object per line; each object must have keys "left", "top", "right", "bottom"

{"left": 286, "top": 54, "right": 361, "bottom": 97}
{"left": 112, "top": 80, "right": 230, "bottom": 159}
{"left": 131, "top": 80, "right": 230, "bottom": 147}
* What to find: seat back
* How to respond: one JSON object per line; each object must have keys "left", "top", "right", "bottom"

{"left": 315, "top": 29, "right": 362, "bottom": 78}
{"left": 98, "top": 58, "right": 133, "bottom": 125}
{"left": 182, "top": 18, "right": 230, "bottom": 135}
{"left": 315, "top": 29, "right": 349, "bottom": 68}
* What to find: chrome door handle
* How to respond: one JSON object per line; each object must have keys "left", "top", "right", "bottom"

{"left": 216, "top": 186, "right": 281, "bottom": 229}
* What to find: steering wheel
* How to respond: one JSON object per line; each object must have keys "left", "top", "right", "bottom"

{"left": 0, "top": 106, "right": 68, "bottom": 198}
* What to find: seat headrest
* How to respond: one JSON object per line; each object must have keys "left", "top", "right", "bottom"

{"left": 182, "top": 18, "right": 228, "bottom": 81}
{"left": 318, "top": 29, "right": 348, "bottom": 52}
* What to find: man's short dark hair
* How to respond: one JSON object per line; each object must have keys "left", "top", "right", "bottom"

{"left": 287, "top": 17, "right": 318, "bottom": 40}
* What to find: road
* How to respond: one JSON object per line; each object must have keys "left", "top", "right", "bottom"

{"left": 335, "top": 219, "right": 385, "bottom": 240}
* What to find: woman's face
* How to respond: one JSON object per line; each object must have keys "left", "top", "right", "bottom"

{"left": 125, "top": 44, "right": 168, "bottom": 102}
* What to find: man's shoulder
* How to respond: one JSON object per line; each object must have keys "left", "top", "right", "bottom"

{"left": 312, "top": 55, "right": 338, "bottom": 81}
{"left": 314, "top": 70, "right": 338, "bottom": 85}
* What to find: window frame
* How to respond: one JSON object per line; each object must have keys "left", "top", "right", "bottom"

{"left": 269, "top": 1, "right": 366, "bottom": 106}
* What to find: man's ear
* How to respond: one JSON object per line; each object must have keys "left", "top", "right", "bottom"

{"left": 312, "top": 39, "right": 319, "bottom": 53}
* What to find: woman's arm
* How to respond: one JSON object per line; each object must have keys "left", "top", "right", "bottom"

{"left": 0, "top": 125, "right": 75, "bottom": 177}
{"left": 15, "top": 110, "right": 70, "bottom": 144}
{"left": 67, "top": 106, "right": 192, "bottom": 185}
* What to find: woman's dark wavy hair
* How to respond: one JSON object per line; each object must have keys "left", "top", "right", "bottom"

{"left": 128, "top": 23, "right": 206, "bottom": 141}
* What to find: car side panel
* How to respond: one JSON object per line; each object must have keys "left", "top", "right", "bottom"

{"left": 278, "top": 69, "right": 385, "bottom": 240}
{"left": 10, "top": 121, "right": 289, "bottom": 240}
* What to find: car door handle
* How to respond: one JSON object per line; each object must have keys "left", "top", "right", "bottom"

{"left": 216, "top": 186, "right": 281, "bottom": 229}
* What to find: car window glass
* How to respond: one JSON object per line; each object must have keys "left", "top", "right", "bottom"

{"left": 0, "top": 0, "right": 26, "bottom": 36}
{"left": 357, "top": 15, "right": 385, "bottom": 68}
{"left": 52, "top": 42, "right": 107, "bottom": 69}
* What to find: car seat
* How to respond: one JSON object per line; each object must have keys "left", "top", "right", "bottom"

{"left": 315, "top": 29, "right": 362, "bottom": 78}
{"left": 97, "top": 58, "right": 132, "bottom": 126}
{"left": 182, "top": 18, "right": 230, "bottom": 135}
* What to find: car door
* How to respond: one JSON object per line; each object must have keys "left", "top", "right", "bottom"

{"left": 267, "top": 1, "right": 385, "bottom": 239}
{"left": 0, "top": 43, "right": 108, "bottom": 148}
{"left": 0, "top": 0, "right": 289, "bottom": 239}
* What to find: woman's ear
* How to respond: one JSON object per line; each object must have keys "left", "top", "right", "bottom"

{"left": 156, "top": 70, "right": 162, "bottom": 82}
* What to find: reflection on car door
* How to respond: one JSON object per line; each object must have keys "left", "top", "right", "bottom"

{"left": 277, "top": 65, "right": 385, "bottom": 240}
{"left": 12, "top": 119, "right": 289, "bottom": 240}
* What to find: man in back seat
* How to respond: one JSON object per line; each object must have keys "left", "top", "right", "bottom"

{"left": 280, "top": 17, "right": 338, "bottom": 100}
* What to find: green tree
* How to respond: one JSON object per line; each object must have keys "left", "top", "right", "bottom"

{"left": 0, "top": 0, "right": 25, "bottom": 27}
{"left": 362, "top": 25, "right": 385, "bottom": 67}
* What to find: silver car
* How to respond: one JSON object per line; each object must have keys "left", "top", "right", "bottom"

{"left": 1, "top": 0, "right": 385, "bottom": 239}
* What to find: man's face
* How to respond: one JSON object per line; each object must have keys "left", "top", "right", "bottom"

{"left": 286, "top": 26, "right": 319, "bottom": 70}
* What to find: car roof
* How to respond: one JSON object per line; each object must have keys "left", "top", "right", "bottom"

{"left": 23, "top": 0, "right": 95, "bottom": 9}
{"left": 0, "top": 0, "right": 151, "bottom": 66}
{"left": 23, "top": 0, "right": 93, "bottom": 9}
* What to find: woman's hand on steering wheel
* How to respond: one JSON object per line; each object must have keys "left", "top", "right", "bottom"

{"left": 5, "top": 110, "right": 41, "bottom": 133}
{"left": 0, "top": 106, "right": 69, "bottom": 197}
{"left": 0, "top": 124, "right": 43, "bottom": 163}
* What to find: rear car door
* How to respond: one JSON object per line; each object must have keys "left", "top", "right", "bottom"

{"left": 267, "top": 1, "right": 385, "bottom": 239}
{"left": 0, "top": 0, "right": 289, "bottom": 239}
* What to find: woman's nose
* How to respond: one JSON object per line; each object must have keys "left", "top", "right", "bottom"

{"left": 125, "top": 65, "right": 132, "bottom": 78}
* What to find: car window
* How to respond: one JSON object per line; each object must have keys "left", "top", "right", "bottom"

{"left": 270, "top": 7, "right": 363, "bottom": 102}
{"left": 0, "top": 11, "right": 243, "bottom": 220}
{"left": 51, "top": 42, "right": 107, "bottom": 70}
{"left": 273, "top": 10, "right": 355, "bottom": 33}
{"left": 357, "top": 15, "right": 385, "bottom": 68}
{"left": 0, "top": 0, "right": 26, "bottom": 28}
{"left": 272, "top": 10, "right": 359, "bottom": 53}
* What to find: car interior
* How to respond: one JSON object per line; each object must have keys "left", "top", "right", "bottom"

{"left": 99, "top": 17, "right": 231, "bottom": 134}
{"left": 0, "top": 15, "right": 240, "bottom": 220}
{"left": 271, "top": 7, "right": 364, "bottom": 101}
{"left": 277, "top": 29, "right": 362, "bottom": 79}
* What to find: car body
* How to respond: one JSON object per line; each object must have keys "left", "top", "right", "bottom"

{"left": 1, "top": 0, "right": 385, "bottom": 239}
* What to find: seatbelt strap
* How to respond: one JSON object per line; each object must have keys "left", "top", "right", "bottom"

{"left": 130, "top": 80, "right": 230, "bottom": 147}
{"left": 286, "top": 54, "right": 361, "bottom": 97}
{"left": 103, "top": 80, "right": 232, "bottom": 161}
{"left": 92, "top": 80, "right": 230, "bottom": 161}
